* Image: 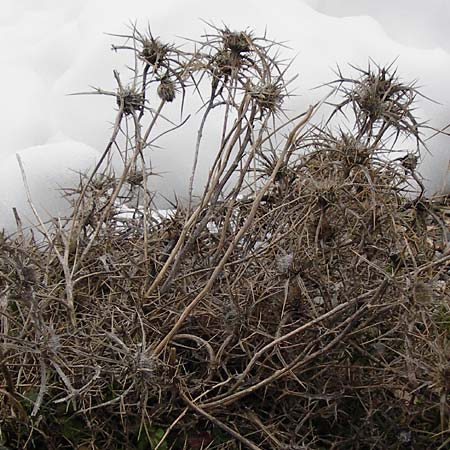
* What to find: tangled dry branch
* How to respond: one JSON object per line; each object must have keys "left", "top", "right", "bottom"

{"left": 1, "top": 23, "right": 449, "bottom": 450}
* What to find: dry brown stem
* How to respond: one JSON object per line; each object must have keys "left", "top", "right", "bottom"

{"left": 1, "top": 23, "right": 449, "bottom": 450}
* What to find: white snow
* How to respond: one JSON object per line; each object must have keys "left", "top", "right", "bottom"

{"left": 1, "top": 0, "right": 450, "bottom": 233}
{"left": 0, "top": 135, "right": 99, "bottom": 232}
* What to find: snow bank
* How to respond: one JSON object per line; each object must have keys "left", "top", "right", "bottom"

{"left": 1, "top": 0, "right": 449, "bottom": 233}
{"left": 0, "top": 136, "right": 99, "bottom": 233}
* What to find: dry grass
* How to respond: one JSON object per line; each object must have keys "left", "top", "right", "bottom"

{"left": 0, "top": 23, "right": 449, "bottom": 450}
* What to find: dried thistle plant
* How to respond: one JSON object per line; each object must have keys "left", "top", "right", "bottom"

{"left": 327, "top": 61, "right": 426, "bottom": 150}
{"left": 0, "top": 22, "right": 449, "bottom": 450}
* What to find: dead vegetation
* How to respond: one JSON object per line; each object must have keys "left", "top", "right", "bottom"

{"left": 1, "top": 23, "right": 449, "bottom": 450}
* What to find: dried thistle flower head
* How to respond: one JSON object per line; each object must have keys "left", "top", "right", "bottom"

{"left": 140, "top": 36, "right": 168, "bottom": 68}
{"left": 127, "top": 172, "right": 144, "bottom": 186}
{"left": 249, "top": 81, "right": 284, "bottom": 113}
{"left": 117, "top": 86, "right": 144, "bottom": 115}
{"left": 336, "top": 133, "right": 371, "bottom": 165}
{"left": 400, "top": 153, "right": 418, "bottom": 171}
{"left": 312, "top": 179, "right": 338, "bottom": 207}
{"left": 352, "top": 64, "right": 417, "bottom": 131}
{"left": 330, "top": 62, "right": 420, "bottom": 141}
{"left": 211, "top": 49, "right": 237, "bottom": 79}
{"left": 157, "top": 77, "right": 176, "bottom": 102}
{"left": 222, "top": 30, "right": 251, "bottom": 55}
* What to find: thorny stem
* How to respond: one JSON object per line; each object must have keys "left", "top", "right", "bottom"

{"left": 3, "top": 25, "right": 444, "bottom": 449}
{"left": 153, "top": 106, "right": 314, "bottom": 356}
{"left": 200, "top": 279, "right": 389, "bottom": 409}
{"left": 74, "top": 99, "right": 166, "bottom": 271}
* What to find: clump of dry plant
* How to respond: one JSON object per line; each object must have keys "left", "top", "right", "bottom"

{"left": 1, "top": 23, "right": 449, "bottom": 450}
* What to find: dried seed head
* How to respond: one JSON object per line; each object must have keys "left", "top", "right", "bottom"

{"left": 352, "top": 65, "right": 416, "bottom": 128}
{"left": 91, "top": 173, "right": 113, "bottom": 191}
{"left": 140, "top": 37, "right": 168, "bottom": 68}
{"left": 249, "top": 81, "right": 284, "bottom": 113}
{"left": 212, "top": 49, "right": 236, "bottom": 79}
{"left": 222, "top": 30, "right": 251, "bottom": 55}
{"left": 117, "top": 86, "right": 144, "bottom": 115}
{"left": 400, "top": 153, "right": 418, "bottom": 171}
{"left": 336, "top": 134, "right": 371, "bottom": 165}
{"left": 157, "top": 77, "right": 176, "bottom": 102}
{"left": 127, "top": 172, "right": 144, "bottom": 186}
{"left": 312, "top": 179, "right": 338, "bottom": 203}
